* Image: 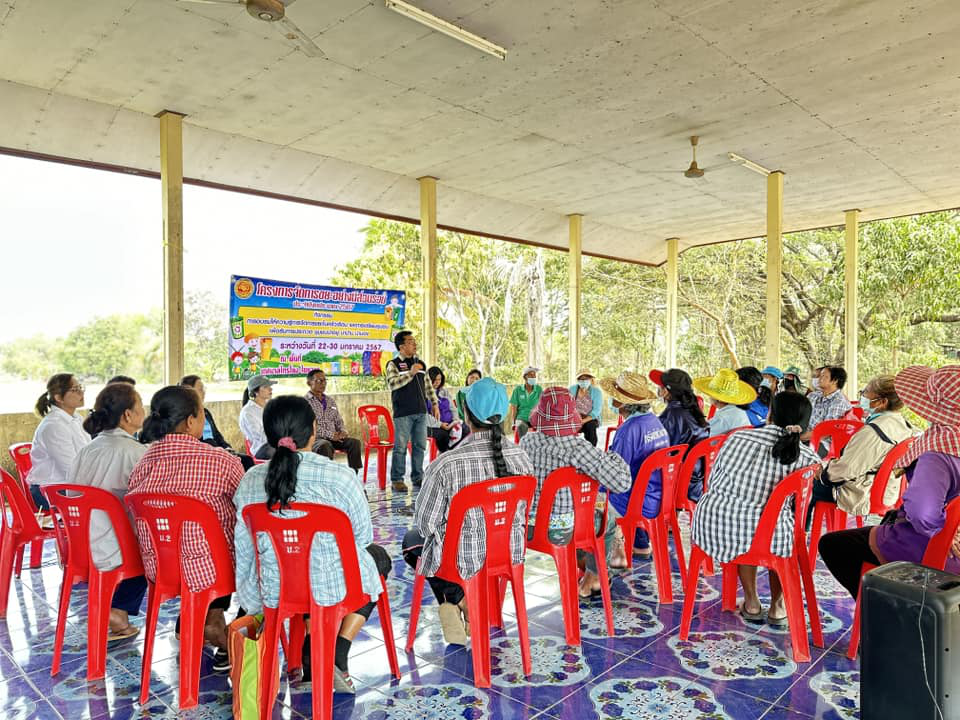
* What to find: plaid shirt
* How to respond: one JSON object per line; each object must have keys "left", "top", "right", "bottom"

{"left": 233, "top": 452, "right": 380, "bottom": 612}
{"left": 128, "top": 434, "right": 245, "bottom": 592}
{"left": 691, "top": 426, "right": 821, "bottom": 563}
{"left": 808, "top": 389, "right": 853, "bottom": 429}
{"left": 304, "top": 392, "right": 345, "bottom": 440}
{"left": 520, "top": 431, "right": 631, "bottom": 530}
{"left": 414, "top": 430, "right": 534, "bottom": 579}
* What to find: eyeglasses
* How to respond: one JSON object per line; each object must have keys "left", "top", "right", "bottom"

{"left": 68, "top": 384, "right": 84, "bottom": 393}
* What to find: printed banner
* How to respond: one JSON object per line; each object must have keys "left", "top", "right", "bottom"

{"left": 228, "top": 275, "right": 405, "bottom": 380}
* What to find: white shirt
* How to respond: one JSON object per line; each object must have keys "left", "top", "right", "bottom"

{"left": 239, "top": 401, "right": 267, "bottom": 455}
{"left": 708, "top": 404, "right": 751, "bottom": 436}
{"left": 29, "top": 406, "right": 90, "bottom": 486}
{"left": 67, "top": 428, "right": 147, "bottom": 570}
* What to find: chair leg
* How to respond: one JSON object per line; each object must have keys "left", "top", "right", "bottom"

{"left": 855, "top": 516, "right": 865, "bottom": 529}
{"left": 848, "top": 586, "right": 863, "bottom": 660}
{"left": 0, "top": 531, "right": 18, "bottom": 617}
{"left": 284, "top": 614, "right": 306, "bottom": 672}
{"left": 376, "top": 577, "right": 401, "bottom": 678}
{"left": 14, "top": 545, "right": 24, "bottom": 579}
{"left": 592, "top": 537, "right": 615, "bottom": 638}
{"left": 808, "top": 506, "right": 827, "bottom": 563}
{"left": 796, "top": 545, "right": 824, "bottom": 649}
{"left": 464, "top": 576, "right": 491, "bottom": 688}
{"left": 649, "top": 521, "right": 673, "bottom": 604}
{"left": 405, "top": 574, "right": 426, "bottom": 652}
{"left": 617, "top": 520, "right": 636, "bottom": 569}
{"left": 377, "top": 448, "right": 388, "bottom": 491}
{"left": 51, "top": 571, "right": 73, "bottom": 676}
{"left": 551, "top": 546, "right": 581, "bottom": 646}
{"left": 28, "top": 538, "right": 43, "bottom": 569}
{"left": 668, "top": 513, "right": 687, "bottom": 585}
{"left": 362, "top": 446, "right": 370, "bottom": 485}
{"left": 720, "top": 563, "right": 737, "bottom": 612}
{"left": 487, "top": 577, "right": 504, "bottom": 629}
{"left": 509, "top": 565, "right": 532, "bottom": 677}
{"left": 312, "top": 609, "right": 341, "bottom": 720}
{"left": 138, "top": 587, "right": 161, "bottom": 705}
{"left": 704, "top": 556, "right": 715, "bottom": 577}
{"left": 258, "top": 610, "right": 283, "bottom": 720}
{"left": 778, "top": 561, "right": 811, "bottom": 663}
{"left": 86, "top": 571, "right": 117, "bottom": 680}
{"left": 177, "top": 593, "right": 208, "bottom": 709}
{"left": 680, "top": 547, "right": 707, "bottom": 640}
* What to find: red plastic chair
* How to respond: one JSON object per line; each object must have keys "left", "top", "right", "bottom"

{"left": 848, "top": 407, "right": 865, "bottom": 421}
{"left": 675, "top": 435, "right": 727, "bottom": 521}
{"left": 42, "top": 484, "right": 144, "bottom": 680}
{"left": 527, "top": 469, "right": 613, "bottom": 644}
{"left": 405, "top": 475, "right": 536, "bottom": 688}
{"left": 8, "top": 443, "right": 51, "bottom": 574}
{"left": 0, "top": 469, "right": 60, "bottom": 618}
{"left": 680, "top": 465, "right": 823, "bottom": 663}
{"left": 241, "top": 503, "right": 401, "bottom": 720}
{"left": 357, "top": 405, "right": 394, "bottom": 489}
{"left": 810, "top": 419, "right": 863, "bottom": 462}
{"left": 125, "top": 493, "right": 235, "bottom": 709}
{"left": 244, "top": 439, "right": 267, "bottom": 465}
{"left": 846, "top": 495, "right": 960, "bottom": 659}
{"left": 847, "top": 437, "right": 915, "bottom": 530}
{"left": 603, "top": 416, "right": 624, "bottom": 451}
{"left": 616, "top": 445, "right": 688, "bottom": 604}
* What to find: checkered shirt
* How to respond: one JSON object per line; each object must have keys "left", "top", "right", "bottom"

{"left": 808, "top": 389, "right": 853, "bottom": 429}
{"left": 520, "top": 431, "right": 631, "bottom": 530}
{"left": 304, "top": 392, "right": 345, "bottom": 440}
{"left": 128, "top": 434, "right": 245, "bottom": 592}
{"left": 414, "top": 430, "right": 535, "bottom": 579}
{"left": 690, "top": 426, "right": 821, "bottom": 563}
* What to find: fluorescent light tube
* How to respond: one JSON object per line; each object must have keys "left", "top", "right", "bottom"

{"left": 728, "top": 152, "right": 772, "bottom": 176}
{"left": 385, "top": 0, "right": 507, "bottom": 60}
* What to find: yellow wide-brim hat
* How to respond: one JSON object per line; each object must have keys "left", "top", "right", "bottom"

{"left": 693, "top": 368, "right": 757, "bottom": 405}
{"left": 599, "top": 371, "right": 657, "bottom": 405}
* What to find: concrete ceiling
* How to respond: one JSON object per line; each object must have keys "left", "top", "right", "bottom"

{"left": 1, "top": 0, "right": 958, "bottom": 264}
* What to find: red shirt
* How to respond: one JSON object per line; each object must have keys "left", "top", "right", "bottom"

{"left": 128, "top": 433, "right": 244, "bottom": 592}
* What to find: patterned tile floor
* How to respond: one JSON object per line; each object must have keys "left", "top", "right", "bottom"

{"left": 0, "top": 463, "right": 861, "bottom": 719}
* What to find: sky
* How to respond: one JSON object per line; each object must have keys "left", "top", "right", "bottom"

{"left": 0, "top": 153, "right": 371, "bottom": 344}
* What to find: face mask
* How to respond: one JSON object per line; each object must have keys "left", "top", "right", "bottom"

{"left": 526, "top": 377, "right": 537, "bottom": 387}
{"left": 578, "top": 379, "right": 591, "bottom": 389}
{"left": 860, "top": 395, "right": 874, "bottom": 412}
{"left": 812, "top": 377, "right": 821, "bottom": 391}
{"left": 760, "top": 378, "right": 772, "bottom": 389}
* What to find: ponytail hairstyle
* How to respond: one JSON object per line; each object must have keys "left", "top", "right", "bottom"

{"left": 661, "top": 368, "right": 708, "bottom": 428}
{"left": 769, "top": 392, "right": 813, "bottom": 466}
{"left": 36, "top": 373, "right": 75, "bottom": 417}
{"left": 465, "top": 406, "right": 510, "bottom": 478}
{"left": 141, "top": 386, "right": 203, "bottom": 443}
{"left": 83, "top": 383, "right": 140, "bottom": 438}
{"left": 262, "top": 396, "right": 316, "bottom": 509}
{"left": 242, "top": 388, "right": 250, "bottom": 406}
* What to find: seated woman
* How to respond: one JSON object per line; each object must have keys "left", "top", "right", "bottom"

{"left": 806, "top": 374, "right": 913, "bottom": 526}
{"left": 239, "top": 375, "right": 277, "bottom": 460}
{"left": 180, "top": 374, "right": 255, "bottom": 470}
{"left": 569, "top": 370, "right": 603, "bottom": 446}
{"left": 29, "top": 373, "right": 91, "bottom": 511}
{"left": 426, "top": 366, "right": 460, "bottom": 453}
{"left": 650, "top": 368, "right": 709, "bottom": 500}
{"left": 736, "top": 366, "right": 772, "bottom": 427}
{"left": 402, "top": 377, "right": 534, "bottom": 646}
{"left": 601, "top": 372, "right": 670, "bottom": 557}
{"left": 820, "top": 365, "right": 960, "bottom": 601}
{"left": 693, "top": 369, "right": 755, "bottom": 436}
{"left": 67, "top": 382, "right": 148, "bottom": 641}
{"left": 691, "top": 393, "right": 820, "bottom": 625}
{"left": 456, "top": 369, "right": 482, "bottom": 422}
{"left": 521, "top": 387, "right": 631, "bottom": 597}
{"left": 234, "top": 396, "right": 390, "bottom": 694}
{"left": 128, "top": 385, "right": 245, "bottom": 668}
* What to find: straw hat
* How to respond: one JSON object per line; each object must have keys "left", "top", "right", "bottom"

{"left": 894, "top": 364, "right": 960, "bottom": 426}
{"left": 693, "top": 369, "right": 758, "bottom": 406}
{"left": 575, "top": 368, "right": 595, "bottom": 380}
{"left": 599, "top": 371, "right": 656, "bottom": 405}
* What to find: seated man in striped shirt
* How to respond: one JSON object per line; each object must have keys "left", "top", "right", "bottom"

{"left": 304, "top": 370, "right": 363, "bottom": 473}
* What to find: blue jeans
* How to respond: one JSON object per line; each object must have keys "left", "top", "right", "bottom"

{"left": 392, "top": 413, "right": 427, "bottom": 486}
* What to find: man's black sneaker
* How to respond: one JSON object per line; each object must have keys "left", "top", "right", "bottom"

{"left": 212, "top": 648, "right": 231, "bottom": 672}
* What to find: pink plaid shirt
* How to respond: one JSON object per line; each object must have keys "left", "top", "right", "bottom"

{"left": 128, "top": 434, "right": 244, "bottom": 592}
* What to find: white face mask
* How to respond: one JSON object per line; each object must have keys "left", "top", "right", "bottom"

{"left": 760, "top": 378, "right": 772, "bottom": 389}
{"left": 812, "top": 377, "right": 821, "bottom": 391}
{"left": 526, "top": 377, "right": 537, "bottom": 387}
{"left": 578, "top": 379, "right": 591, "bottom": 389}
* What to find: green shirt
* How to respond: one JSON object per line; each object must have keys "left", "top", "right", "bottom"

{"left": 509, "top": 383, "right": 543, "bottom": 423}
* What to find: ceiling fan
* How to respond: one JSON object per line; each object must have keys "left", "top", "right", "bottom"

{"left": 636, "top": 136, "right": 734, "bottom": 179}
{"left": 174, "top": 0, "right": 323, "bottom": 57}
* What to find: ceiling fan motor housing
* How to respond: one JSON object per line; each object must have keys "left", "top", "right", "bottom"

{"left": 246, "top": 0, "right": 284, "bottom": 21}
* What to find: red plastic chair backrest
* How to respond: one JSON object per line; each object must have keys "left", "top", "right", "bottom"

{"left": 357, "top": 405, "right": 394, "bottom": 446}
{"left": 434, "top": 475, "right": 536, "bottom": 583}
{"left": 810, "top": 419, "right": 863, "bottom": 459}
{"left": 530, "top": 467, "right": 603, "bottom": 549}
{"left": 745, "top": 464, "right": 820, "bottom": 557}
{"left": 867, "top": 438, "right": 915, "bottom": 515}
{"left": 848, "top": 407, "right": 865, "bottom": 421}
{"left": 125, "top": 493, "right": 235, "bottom": 595}
{"left": 8, "top": 443, "right": 32, "bottom": 485}
{"left": 921, "top": 496, "right": 960, "bottom": 568}
{"left": 624, "top": 445, "right": 687, "bottom": 519}
{"left": 241, "top": 502, "right": 367, "bottom": 612}
{"left": 44, "top": 484, "right": 143, "bottom": 577}
{"left": 676, "top": 435, "right": 726, "bottom": 500}
{"left": 0, "top": 468, "right": 42, "bottom": 537}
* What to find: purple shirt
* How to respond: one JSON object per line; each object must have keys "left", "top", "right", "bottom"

{"left": 874, "top": 452, "right": 960, "bottom": 574}
{"left": 609, "top": 411, "right": 670, "bottom": 518}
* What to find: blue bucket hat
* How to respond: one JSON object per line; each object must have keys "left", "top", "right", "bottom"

{"left": 464, "top": 377, "right": 509, "bottom": 423}
{"left": 761, "top": 366, "right": 784, "bottom": 380}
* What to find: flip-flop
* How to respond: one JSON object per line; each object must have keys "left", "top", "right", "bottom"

{"left": 766, "top": 613, "right": 788, "bottom": 628}
{"left": 107, "top": 625, "right": 140, "bottom": 642}
{"left": 738, "top": 603, "right": 765, "bottom": 624}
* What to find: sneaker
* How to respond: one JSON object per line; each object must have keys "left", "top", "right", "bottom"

{"left": 212, "top": 648, "right": 231, "bottom": 672}
{"left": 438, "top": 602, "right": 467, "bottom": 646}
{"left": 333, "top": 666, "right": 356, "bottom": 695}
{"left": 391, "top": 480, "right": 408, "bottom": 492}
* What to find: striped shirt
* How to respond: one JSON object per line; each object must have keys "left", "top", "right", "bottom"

{"left": 414, "top": 430, "right": 534, "bottom": 578}
{"left": 691, "top": 426, "right": 820, "bottom": 562}
{"left": 520, "top": 431, "right": 631, "bottom": 529}
{"left": 233, "top": 452, "right": 380, "bottom": 612}
{"left": 128, "top": 434, "right": 245, "bottom": 591}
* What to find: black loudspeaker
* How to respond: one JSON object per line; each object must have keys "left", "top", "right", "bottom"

{"left": 861, "top": 561, "right": 960, "bottom": 720}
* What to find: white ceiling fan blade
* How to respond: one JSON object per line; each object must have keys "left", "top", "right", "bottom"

{"left": 175, "top": 0, "right": 244, "bottom": 6}
{"left": 277, "top": 15, "right": 324, "bottom": 57}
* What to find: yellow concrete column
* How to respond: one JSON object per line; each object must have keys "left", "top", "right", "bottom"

{"left": 844, "top": 209, "right": 860, "bottom": 394}
{"left": 419, "top": 176, "right": 438, "bottom": 365}
{"left": 665, "top": 238, "right": 679, "bottom": 368}
{"left": 568, "top": 214, "right": 583, "bottom": 383}
{"left": 158, "top": 111, "right": 185, "bottom": 385}
{"left": 765, "top": 171, "right": 784, "bottom": 368}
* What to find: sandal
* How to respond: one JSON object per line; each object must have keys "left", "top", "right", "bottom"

{"left": 767, "top": 612, "right": 788, "bottom": 628}
{"left": 107, "top": 624, "right": 140, "bottom": 642}
{"left": 738, "top": 602, "right": 765, "bottom": 624}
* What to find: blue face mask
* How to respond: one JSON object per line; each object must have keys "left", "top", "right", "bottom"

{"left": 578, "top": 379, "right": 591, "bottom": 389}
{"left": 526, "top": 377, "right": 538, "bottom": 387}
{"left": 859, "top": 395, "right": 874, "bottom": 412}
{"left": 760, "top": 378, "right": 773, "bottom": 389}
